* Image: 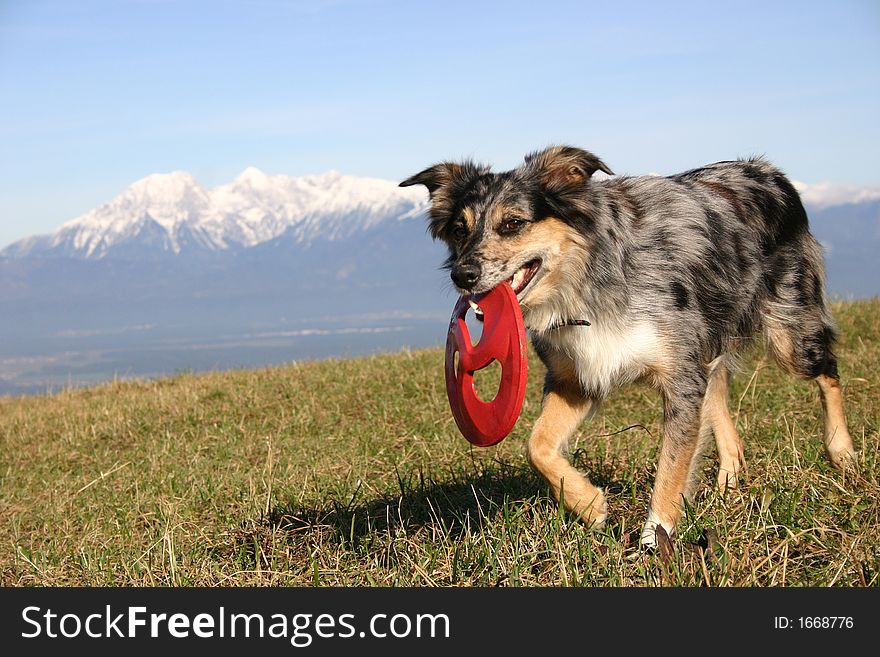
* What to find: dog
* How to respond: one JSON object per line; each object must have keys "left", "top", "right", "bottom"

{"left": 400, "top": 145, "right": 856, "bottom": 549}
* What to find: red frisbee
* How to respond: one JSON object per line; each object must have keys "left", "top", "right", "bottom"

{"left": 445, "top": 282, "right": 529, "bottom": 446}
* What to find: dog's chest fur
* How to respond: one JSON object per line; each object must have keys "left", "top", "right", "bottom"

{"left": 533, "top": 318, "right": 662, "bottom": 397}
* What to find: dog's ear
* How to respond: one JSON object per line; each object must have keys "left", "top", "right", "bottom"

{"left": 525, "top": 145, "right": 614, "bottom": 189}
{"left": 399, "top": 163, "right": 462, "bottom": 196}
{"left": 400, "top": 161, "right": 489, "bottom": 241}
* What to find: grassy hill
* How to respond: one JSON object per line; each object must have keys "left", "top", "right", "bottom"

{"left": 2, "top": 300, "right": 878, "bottom": 586}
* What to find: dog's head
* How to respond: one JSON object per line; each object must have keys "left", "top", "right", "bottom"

{"left": 400, "top": 145, "right": 613, "bottom": 310}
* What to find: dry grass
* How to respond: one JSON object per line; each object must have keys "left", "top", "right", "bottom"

{"left": 1, "top": 299, "right": 878, "bottom": 586}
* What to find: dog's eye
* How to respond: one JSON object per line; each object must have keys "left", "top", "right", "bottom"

{"left": 452, "top": 225, "right": 468, "bottom": 240}
{"left": 499, "top": 218, "right": 525, "bottom": 235}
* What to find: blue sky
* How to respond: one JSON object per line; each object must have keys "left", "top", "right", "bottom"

{"left": 1, "top": 0, "right": 878, "bottom": 247}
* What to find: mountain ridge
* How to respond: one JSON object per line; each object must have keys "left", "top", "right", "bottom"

{"left": 3, "top": 168, "right": 429, "bottom": 260}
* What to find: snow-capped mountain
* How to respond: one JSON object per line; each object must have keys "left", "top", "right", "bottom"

{"left": 2, "top": 168, "right": 429, "bottom": 259}
{"left": 0, "top": 167, "right": 450, "bottom": 395}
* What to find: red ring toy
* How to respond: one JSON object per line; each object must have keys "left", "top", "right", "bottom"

{"left": 444, "top": 282, "right": 529, "bottom": 446}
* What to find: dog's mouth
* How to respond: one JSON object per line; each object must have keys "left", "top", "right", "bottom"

{"left": 470, "top": 259, "right": 543, "bottom": 322}
{"left": 508, "top": 259, "right": 542, "bottom": 297}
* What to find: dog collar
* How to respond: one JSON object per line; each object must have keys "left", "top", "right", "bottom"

{"left": 549, "top": 318, "right": 592, "bottom": 329}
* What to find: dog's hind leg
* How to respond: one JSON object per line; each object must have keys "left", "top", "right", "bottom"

{"left": 765, "top": 316, "right": 855, "bottom": 468}
{"left": 765, "top": 320, "right": 855, "bottom": 468}
{"left": 641, "top": 370, "right": 709, "bottom": 549}
{"left": 703, "top": 357, "right": 745, "bottom": 490}
{"left": 527, "top": 385, "right": 607, "bottom": 528}
{"left": 762, "top": 242, "right": 856, "bottom": 470}
{"left": 816, "top": 370, "right": 855, "bottom": 469}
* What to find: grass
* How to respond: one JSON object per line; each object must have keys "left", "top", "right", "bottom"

{"left": 1, "top": 299, "right": 878, "bottom": 587}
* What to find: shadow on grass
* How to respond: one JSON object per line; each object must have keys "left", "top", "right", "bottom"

{"left": 267, "top": 463, "right": 539, "bottom": 545}
{"left": 264, "top": 455, "right": 638, "bottom": 548}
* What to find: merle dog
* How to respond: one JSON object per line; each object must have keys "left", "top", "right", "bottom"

{"left": 401, "top": 145, "right": 855, "bottom": 548}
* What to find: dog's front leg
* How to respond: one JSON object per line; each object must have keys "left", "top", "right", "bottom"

{"left": 527, "top": 384, "right": 606, "bottom": 528}
{"left": 641, "top": 376, "right": 708, "bottom": 549}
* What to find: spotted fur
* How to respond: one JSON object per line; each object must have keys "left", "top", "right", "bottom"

{"left": 401, "top": 145, "right": 856, "bottom": 548}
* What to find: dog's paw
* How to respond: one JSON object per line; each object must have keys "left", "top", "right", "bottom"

{"left": 641, "top": 524, "right": 674, "bottom": 562}
{"left": 585, "top": 507, "right": 607, "bottom": 531}
{"left": 579, "top": 487, "right": 608, "bottom": 530}
{"left": 827, "top": 445, "right": 858, "bottom": 472}
{"left": 640, "top": 514, "right": 675, "bottom": 552}
{"left": 716, "top": 468, "right": 740, "bottom": 492}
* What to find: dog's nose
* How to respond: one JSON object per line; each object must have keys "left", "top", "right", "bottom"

{"left": 451, "top": 262, "right": 481, "bottom": 290}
